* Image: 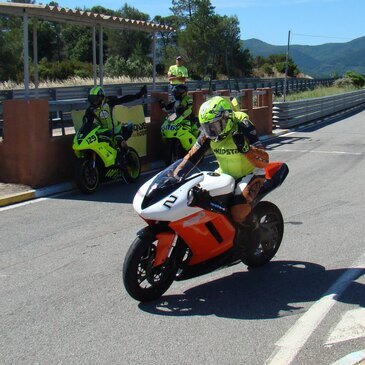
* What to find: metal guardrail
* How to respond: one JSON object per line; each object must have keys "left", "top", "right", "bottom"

{"left": 272, "top": 89, "right": 365, "bottom": 128}
{"left": 0, "top": 77, "right": 334, "bottom": 104}
{"left": 0, "top": 77, "right": 335, "bottom": 138}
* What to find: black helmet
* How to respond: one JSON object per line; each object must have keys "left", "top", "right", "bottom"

{"left": 172, "top": 84, "right": 188, "bottom": 101}
{"left": 88, "top": 86, "right": 105, "bottom": 107}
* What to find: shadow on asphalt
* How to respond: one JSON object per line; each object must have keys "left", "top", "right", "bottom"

{"left": 53, "top": 158, "right": 219, "bottom": 204}
{"left": 264, "top": 135, "right": 311, "bottom": 150}
{"left": 138, "top": 260, "right": 364, "bottom": 320}
{"left": 62, "top": 173, "right": 154, "bottom": 204}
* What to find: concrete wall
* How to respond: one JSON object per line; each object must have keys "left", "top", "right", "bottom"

{"left": 0, "top": 99, "right": 75, "bottom": 188}
{"left": 0, "top": 88, "right": 273, "bottom": 188}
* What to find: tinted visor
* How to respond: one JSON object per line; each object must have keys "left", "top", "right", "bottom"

{"left": 173, "top": 91, "right": 183, "bottom": 100}
{"left": 201, "top": 117, "right": 228, "bottom": 139}
{"left": 172, "top": 86, "right": 187, "bottom": 100}
{"left": 88, "top": 94, "right": 103, "bottom": 106}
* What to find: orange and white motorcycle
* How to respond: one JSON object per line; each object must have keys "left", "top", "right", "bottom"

{"left": 123, "top": 159, "right": 289, "bottom": 302}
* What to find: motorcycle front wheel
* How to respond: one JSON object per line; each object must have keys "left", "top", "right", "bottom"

{"left": 240, "top": 201, "right": 284, "bottom": 268}
{"left": 75, "top": 158, "right": 100, "bottom": 194}
{"left": 123, "top": 236, "right": 179, "bottom": 302}
{"left": 122, "top": 147, "right": 141, "bottom": 183}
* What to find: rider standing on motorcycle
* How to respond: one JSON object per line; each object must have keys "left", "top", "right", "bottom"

{"left": 159, "top": 84, "right": 194, "bottom": 122}
{"left": 175, "top": 96, "right": 269, "bottom": 225}
{"left": 159, "top": 84, "right": 199, "bottom": 133}
{"left": 83, "top": 85, "right": 147, "bottom": 161}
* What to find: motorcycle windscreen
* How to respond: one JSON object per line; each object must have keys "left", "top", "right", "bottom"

{"left": 141, "top": 159, "right": 199, "bottom": 210}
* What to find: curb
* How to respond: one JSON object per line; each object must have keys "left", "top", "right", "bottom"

{"left": 0, "top": 181, "right": 75, "bottom": 207}
{"left": 0, "top": 160, "right": 167, "bottom": 208}
{"left": 0, "top": 190, "right": 37, "bottom": 207}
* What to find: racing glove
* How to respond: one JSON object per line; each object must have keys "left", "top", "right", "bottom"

{"left": 137, "top": 85, "right": 147, "bottom": 98}
{"left": 158, "top": 99, "right": 166, "bottom": 109}
{"left": 188, "top": 186, "right": 227, "bottom": 214}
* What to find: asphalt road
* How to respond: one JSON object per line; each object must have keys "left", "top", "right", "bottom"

{"left": 1, "top": 110, "right": 365, "bottom": 365}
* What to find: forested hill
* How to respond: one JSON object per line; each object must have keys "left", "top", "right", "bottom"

{"left": 242, "top": 36, "right": 365, "bottom": 77}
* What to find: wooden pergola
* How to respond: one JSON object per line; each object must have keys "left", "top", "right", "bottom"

{"left": 0, "top": 2, "right": 174, "bottom": 97}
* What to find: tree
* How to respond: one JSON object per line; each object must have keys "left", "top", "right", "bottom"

{"left": 214, "top": 15, "right": 252, "bottom": 77}
{"left": 107, "top": 4, "right": 152, "bottom": 61}
{"left": 252, "top": 54, "right": 299, "bottom": 77}
{"left": 152, "top": 15, "right": 178, "bottom": 54}
{"left": 0, "top": 15, "right": 23, "bottom": 82}
{"left": 172, "top": 0, "right": 252, "bottom": 79}
{"left": 61, "top": 24, "right": 92, "bottom": 62}
{"left": 344, "top": 70, "right": 365, "bottom": 88}
{"left": 176, "top": 0, "right": 220, "bottom": 78}
{"left": 273, "top": 55, "right": 299, "bottom": 77}
{"left": 170, "top": 0, "right": 199, "bottom": 26}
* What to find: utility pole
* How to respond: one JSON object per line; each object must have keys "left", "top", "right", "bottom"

{"left": 283, "top": 30, "right": 291, "bottom": 101}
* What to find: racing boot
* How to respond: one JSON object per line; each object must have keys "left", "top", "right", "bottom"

{"left": 115, "top": 149, "right": 123, "bottom": 168}
{"left": 233, "top": 221, "right": 253, "bottom": 258}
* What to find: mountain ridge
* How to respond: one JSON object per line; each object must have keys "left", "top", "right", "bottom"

{"left": 242, "top": 36, "right": 365, "bottom": 77}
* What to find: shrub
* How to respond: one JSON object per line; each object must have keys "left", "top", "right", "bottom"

{"left": 333, "top": 77, "right": 355, "bottom": 88}
{"left": 344, "top": 71, "right": 365, "bottom": 88}
{"left": 105, "top": 56, "right": 153, "bottom": 79}
{"left": 33, "top": 60, "right": 92, "bottom": 81}
{"left": 261, "top": 63, "right": 274, "bottom": 76}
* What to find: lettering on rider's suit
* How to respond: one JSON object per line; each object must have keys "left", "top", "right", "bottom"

{"left": 212, "top": 148, "right": 240, "bottom": 155}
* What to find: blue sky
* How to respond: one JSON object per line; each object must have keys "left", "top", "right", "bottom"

{"left": 55, "top": 0, "right": 364, "bottom": 46}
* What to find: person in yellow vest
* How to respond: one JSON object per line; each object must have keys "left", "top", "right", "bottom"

{"left": 168, "top": 56, "right": 188, "bottom": 86}
{"left": 174, "top": 96, "right": 269, "bottom": 225}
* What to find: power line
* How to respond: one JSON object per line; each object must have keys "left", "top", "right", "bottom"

{"left": 292, "top": 32, "right": 355, "bottom": 41}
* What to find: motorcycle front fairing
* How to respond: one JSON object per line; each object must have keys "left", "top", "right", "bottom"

{"left": 72, "top": 124, "right": 117, "bottom": 167}
{"left": 133, "top": 159, "right": 236, "bottom": 221}
{"left": 161, "top": 114, "right": 197, "bottom": 150}
{"left": 133, "top": 161, "right": 204, "bottom": 222}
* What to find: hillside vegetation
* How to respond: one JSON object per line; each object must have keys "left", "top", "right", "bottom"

{"left": 243, "top": 36, "right": 365, "bottom": 77}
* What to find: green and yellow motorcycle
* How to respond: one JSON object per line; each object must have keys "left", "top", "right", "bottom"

{"left": 72, "top": 122, "right": 141, "bottom": 194}
{"left": 160, "top": 110, "right": 199, "bottom": 166}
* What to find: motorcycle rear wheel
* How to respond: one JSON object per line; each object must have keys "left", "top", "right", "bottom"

{"left": 122, "top": 147, "right": 141, "bottom": 183}
{"left": 241, "top": 201, "right": 284, "bottom": 268}
{"left": 75, "top": 158, "right": 100, "bottom": 194}
{"left": 123, "top": 236, "right": 179, "bottom": 302}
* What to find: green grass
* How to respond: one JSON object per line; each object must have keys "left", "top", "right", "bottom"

{"left": 274, "top": 86, "right": 360, "bottom": 102}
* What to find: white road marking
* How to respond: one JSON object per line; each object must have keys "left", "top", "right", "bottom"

{"left": 0, "top": 198, "right": 48, "bottom": 211}
{"left": 265, "top": 253, "right": 365, "bottom": 365}
{"left": 276, "top": 131, "right": 296, "bottom": 137}
{"left": 325, "top": 308, "right": 365, "bottom": 345}
{"left": 268, "top": 149, "right": 363, "bottom": 156}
